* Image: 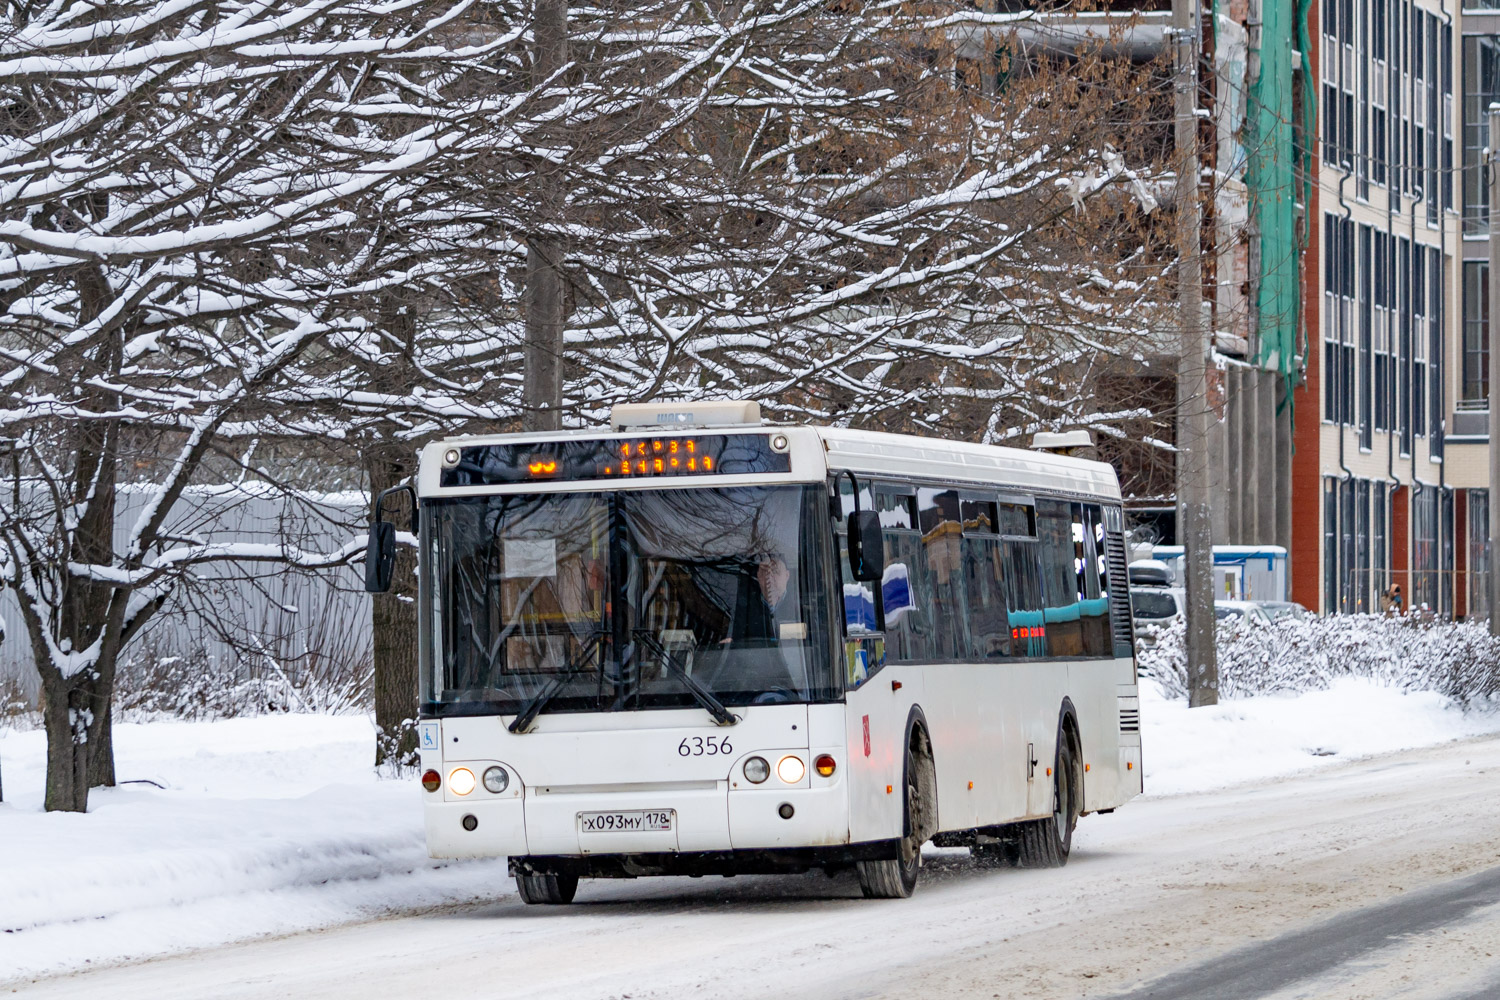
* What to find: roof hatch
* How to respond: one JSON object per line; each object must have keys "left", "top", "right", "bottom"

{"left": 609, "top": 400, "right": 762, "bottom": 431}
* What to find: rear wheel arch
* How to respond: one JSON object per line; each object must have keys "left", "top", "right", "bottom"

{"left": 1056, "top": 697, "right": 1082, "bottom": 792}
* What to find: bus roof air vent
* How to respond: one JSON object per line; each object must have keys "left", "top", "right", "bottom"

{"left": 1031, "top": 430, "right": 1095, "bottom": 456}
{"left": 609, "top": 400, "right": 762, "bottom": 431}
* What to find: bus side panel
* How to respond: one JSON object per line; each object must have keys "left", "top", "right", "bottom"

{"left": 921, "top": 663, "right": 975, "bottom": 831}
{"left": 923, "top": 662, "right": 1030, "bottom": 832}
{"left": 844, "top": 666, "right": 922, "bottom": 844}
{"left": 1068, "top": 659, "right": 1142, "bottom": 812}
{"left": 1023, "top": 663, "right": 1067, "bottom": 819}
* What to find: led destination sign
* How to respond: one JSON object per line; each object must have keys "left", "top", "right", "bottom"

{"left": 439, "top": 434, "right": 791, "bottom": 487}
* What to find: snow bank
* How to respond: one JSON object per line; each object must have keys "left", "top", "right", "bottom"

{"left": 2, "top": 678, "right": 1498, "bottom": 985}
{"left": 0, "top": 715, "right": 508, "bottom": 985}
{"left": 1140, "top": 676, "right": 1500, "bottom": 796}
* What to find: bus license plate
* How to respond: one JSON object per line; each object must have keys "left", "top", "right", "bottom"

{"left": 579, "top": 809, "right": 674, "bottom": 833}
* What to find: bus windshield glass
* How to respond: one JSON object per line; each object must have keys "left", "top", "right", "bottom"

{"left": 423, "top": 485, "right": 837, "bottom": 716}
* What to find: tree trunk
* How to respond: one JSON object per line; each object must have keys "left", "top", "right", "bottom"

{"left": 40, "top": 669, "right": 110, "bottom": 812}
{"left": 367, "top": 446, "right": 420, "bottom": 768}
{"left": 523, "top": 0, "right": 569, "bottom": 432}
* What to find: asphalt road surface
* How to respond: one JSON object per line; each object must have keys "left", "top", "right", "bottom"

{"left": 14, "top": 733, "right": 1500, "bottom": 1000}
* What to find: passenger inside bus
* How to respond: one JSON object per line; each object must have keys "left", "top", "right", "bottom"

{"left": 729, "top": 552, "right": 790, "bottom": 644}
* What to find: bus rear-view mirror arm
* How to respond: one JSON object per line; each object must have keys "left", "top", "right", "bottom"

{"left": 365, "top": 483, "right": 417, "bottom": 594}
{"left": 835, "top": 470, "right": 884, "bottom": 583}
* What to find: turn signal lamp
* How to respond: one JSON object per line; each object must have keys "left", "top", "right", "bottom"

{"left": 421, "top": 769, "right": 441, "bottom": 793}
{"left": 449, "top": 767, "right": 476, "bottom": 796}
{"left": 777, "top": 755, "right": 806, "bottom": 784}
{"left": 814, "top": 755, "right": 836, "bottom": 778}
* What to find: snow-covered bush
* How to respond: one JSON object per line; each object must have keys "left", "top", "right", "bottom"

{"left": 0, "top": 674, "right": 37, "bottom": 730}
{"left": 1139, "top": 615, "right": 1500, "bottom": 707}
{"left": 112, "top": 644, "right": 371, "bottom": 724}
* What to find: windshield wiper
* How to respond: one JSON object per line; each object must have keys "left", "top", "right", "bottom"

{"left": 508, "top": 633, "right": 604, "bottom": 734}
{"left": 633, "top": 629, "right": 739, "bottom": 727}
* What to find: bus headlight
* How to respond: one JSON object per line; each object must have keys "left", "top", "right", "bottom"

{"left": 743, "top": 756, "right": 770, "bottom": 783}
{"left": 777, "top": 755, "right": 805, "bottom": 784}
{"left": 449, "top": 767, "right": 476, "bottom": 796}
{"left": 482, "top": 766, "right": 510, "bottom": 794}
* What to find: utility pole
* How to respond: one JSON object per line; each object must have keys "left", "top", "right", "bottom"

{"left": 1174, "top": 0, "right": 1217, "bottom": 705}
{"left": 1487, "top": 106, "right": 1500, "bottom": 634}
{"left": 522, "top": 0, "right": 569, "bottom": 433}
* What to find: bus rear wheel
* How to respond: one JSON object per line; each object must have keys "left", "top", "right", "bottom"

{"left": 858, "top": 728, "right": 934, "bottom": 899}
{"left": 1016, "top": 727, "right": 1080, "bottom": 868}
{"left": 516, "top": 872, "right": 579, "bottom": 905}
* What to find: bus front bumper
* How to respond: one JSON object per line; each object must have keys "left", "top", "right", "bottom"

{"left": 424, "top": 780, "right": 850, "bottom": 860}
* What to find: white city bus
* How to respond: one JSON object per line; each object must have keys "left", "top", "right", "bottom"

{"left": 365, "top": 400, "right": 1142, "bottom": 903}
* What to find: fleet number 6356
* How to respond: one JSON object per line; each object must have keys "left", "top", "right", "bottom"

{"left": 678, "top": 736, "right": 732, "bottom": 756}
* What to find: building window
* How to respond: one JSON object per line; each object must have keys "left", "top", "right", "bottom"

{"left": 1463, "top": 261, "right": 1488, "bottom": 407}
{"left": 1429, "top": 248, "right": 1443, "bottom": 457}
{"left": 1374, "top": 483, "right": 1388, "bottom": 598}
{"left": 1463, "top": 37, "right": 1500, "bottom": 235}
{"left": 1375, "top": 232, "right": 1391, "bottom": 429}
{"left": 1360, "top": 225, "right": 1373, "bottom": 447}
{"left": 1443, "top": 488, "right": 1455, "bottom": 617}
{"left": 1413, "top": 485, "right": 1439, "bottom": 611}
{"left": 1325, "top": 478, "right": 1338, "bottom": 612}
{"left": 1356, "top": 479, "right": 1372, "bottom": 611}
{"left": 1472, "top": 489, "right": 1490, "bottom": 622}
{"left": 1400, "top": 238, "right": 1412, "bottom": 454}
{"left": 1413, "top": 247, "right": 1427, "bottom": 438}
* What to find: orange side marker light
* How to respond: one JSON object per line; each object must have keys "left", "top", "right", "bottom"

{"left": 886, "top": 784, "right": 893, "bottom": 794}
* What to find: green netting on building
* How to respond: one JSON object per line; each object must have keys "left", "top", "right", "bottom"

{"left": 1243, "top": 0, "right": 1312, "bottom": 385}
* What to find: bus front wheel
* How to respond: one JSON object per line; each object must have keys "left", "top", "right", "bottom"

{"left": 515, "top": 872, "right": 579, "bottom": 905}
{"left": 858, "top": 728, "right": 934, "bottom": 899}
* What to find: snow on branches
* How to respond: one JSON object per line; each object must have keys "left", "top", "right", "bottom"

{"left": 0, "top": 0, "right": 1175, "bottom": 810}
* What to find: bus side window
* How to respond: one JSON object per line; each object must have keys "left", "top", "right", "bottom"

{"left": 997, "top": 501, "right": 1044, "bottom": 658}
{"left": 836, "top": 478, "right": 878, "bottom": 635}
{"left": 1037, "top": 499, "right": 1084, "bottom": 658}
{"left": 878, "top": 489, "right": 929, "bottom": 662}
{"left": 960, "top": 499, "right": 1009, "bottom": 658}
{"left": 1074, "top": 504, "right": 1111, "bottom": 656}
{"left": 917, "top": 488, "right": 968, "bottom": 661}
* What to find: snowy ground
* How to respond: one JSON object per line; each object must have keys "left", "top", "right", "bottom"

{"left": 3, "top": 678, "right": 1499, "bottom": 987}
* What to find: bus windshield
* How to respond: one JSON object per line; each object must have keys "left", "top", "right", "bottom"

{"left": 423, "top": 485, "right": 837, "bottom": 716}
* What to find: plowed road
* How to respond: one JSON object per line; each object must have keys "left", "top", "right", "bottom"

{"left": 15, "top": 734, "right": 1500, "bottom": 1000}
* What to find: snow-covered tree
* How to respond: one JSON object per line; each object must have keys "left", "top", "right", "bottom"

{"left": 0, "top": 0, "right": 1172, "bottom": 810}
{"left": 0, "top": 0, "right": 539, "bottom": 810}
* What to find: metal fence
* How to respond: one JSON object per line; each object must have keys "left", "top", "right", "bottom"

{"left": 0, "top": 485, "right": 372, "bottom": 704}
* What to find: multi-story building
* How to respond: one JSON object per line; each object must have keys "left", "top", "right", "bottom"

{"left": 1007, "top": 0, "right": 1494, "bottom": 619}
{"left": 1294, "top": 0, "right": 1470, "bottom": 618}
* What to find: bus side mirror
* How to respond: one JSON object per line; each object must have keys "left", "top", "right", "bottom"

{"left": 365, "top": 520, "right": 397, "bottom": 593}
{"left": 848, "top": 509, "right": 884, "bottom": 582}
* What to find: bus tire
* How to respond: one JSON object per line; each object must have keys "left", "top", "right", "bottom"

{"left": 1016, "top": 725, "right": 1080, "bottom": 869}
{"left": 858, "top": 727, "right": 934, "bottom": 899}
{"left": 515, "top": 872, "right": 579, "bottom": 905}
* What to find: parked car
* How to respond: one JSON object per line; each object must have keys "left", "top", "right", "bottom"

{"left": 1131, "top": 586, "right": 1185, "bottom": 645}
{"left": 1214, "top": 600, "right": 1275, "bottom": 626}
{"left": 1254, "top": 600, "right": 1309, "bottom": 622}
